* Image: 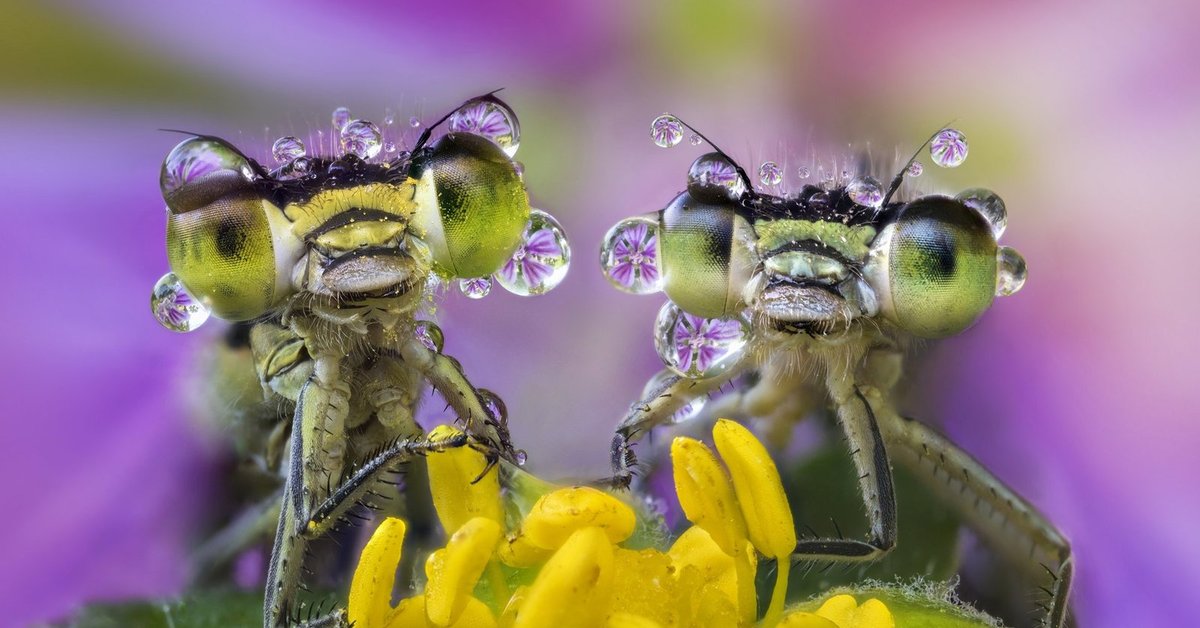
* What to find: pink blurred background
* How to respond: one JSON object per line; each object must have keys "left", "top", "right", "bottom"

{"left": 2, "top": 0, "right": 1197, "bottom": 625}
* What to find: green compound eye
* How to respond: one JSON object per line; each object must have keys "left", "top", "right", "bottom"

{"left": 658, "top": 192, "right": 756, "bottom": 319}
{"left": 409, "top": 132, "right": 531, "bottom": 279}
{"left": 875, "top": 196, "right": 998, "bottom": 338}
{"left": 161, "top": 137, "right": 286, "bottom": 321}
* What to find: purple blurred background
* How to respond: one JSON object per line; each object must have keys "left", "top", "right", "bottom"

{"left": 3, "top": 0, "right": 1197, "bottom": 625}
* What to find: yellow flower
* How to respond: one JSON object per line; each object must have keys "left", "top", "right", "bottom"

{"left": 346, "top": 420, "right": 911, "bottom": 628}
{"left": 781, "top": 594, "right": 895, "bottom": 628}
{"left": 670, "top": 437, "right": 747, "bottom": 555}
{"left": 522, "top": 486, "right": 636, "bottom": 549}
{"left": 516, "top": 526, "right": 615, "bottom": 628}
{"left": 425, "top": 424, "right": 503, "bottom": 532}
{"left": 712, "top": 419, "right": 796, "bottom": 559}
{"left": 424, "top": 517, "right": 503, "bottom": 626}
{"left": 348, "top": 517, "right": 406, "bottom": 628}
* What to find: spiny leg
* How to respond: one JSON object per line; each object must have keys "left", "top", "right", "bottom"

{"left": 873, "top": 400, "right": 1073, "bottom": 627}
{"left": 608, "top": 366, "right": 745, "bottom": 488}
{"left": 263, "top": 422, "right": 470, "bottom": 626}
{"left": 397, "top": 336, "right": 518, "bottom": 463}
{"left": 787, "top": 369, "right": 898, "bottom": 562}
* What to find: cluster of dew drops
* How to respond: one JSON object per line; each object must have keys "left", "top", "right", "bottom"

{"left": 598, "top": 114, "right": 1026, "bottom": 380}
{"left": 153, "top": 98, "right": 574, "bottom": 335}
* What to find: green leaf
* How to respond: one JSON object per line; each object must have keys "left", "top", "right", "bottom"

{"left": 788, "top": 582, "right": 1001, "bottom": 628}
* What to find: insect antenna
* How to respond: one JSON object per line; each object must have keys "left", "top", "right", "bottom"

{"left": 671, "top": 115, "right": 756, "bottom": 200}
{"left": 411, "top": 88, "right": 506, "bottom": 153}
{"left": 880, "top": 122, "right": 953, "bottom": 207}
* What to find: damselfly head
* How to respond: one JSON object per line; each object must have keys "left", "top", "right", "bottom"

{"left": 152, "top": 95, "right": 571, "bottom": 332}
{"left": 603, "top": 116, "right": 1028, "bottom": 376}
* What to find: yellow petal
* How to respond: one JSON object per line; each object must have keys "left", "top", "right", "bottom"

{"left": 853, "top": 599, "right": 895, "bottom": 628}
{"left": 385, "top": 595, "right": 497, "bottom": 628}
{"left": 606, "top": 612, "right": 663, "bottom": 628}
{"left": 424, "top": 517, "right": 503, "bottom": 626}
{"left": 349, "top": 517, "right": 406, "bottom": 628}
{"left": 670, "top": 437, "right": 748, "bottom": 555}
{"left": 777, "top": 611, "right": 840, "bottom": 628}
{"left": 426, "top": 425, "right": 504, "bottom": 533}
{"left": 667, "top": 527, "right": 755, "bottom": 625}
{"left": 522, "top": 487, "right": 636, "bottom": 549}
{"left": 712, "top": 419, "right": 796, "bottom": 558}
{"left": 497, "top": 532, "right": 554, "bottom": 568}
{"left": 515, "top": 527, "right": 615, "bottom": 628}
{"left": 815, "top": 594, "right": 894, "bottom": 628}
{"left": 731, "top": 540, "right": 758, "bottom": 626}
{"left": 610, "top": 548, "right": 676, "bottom": 626}
{"left": 668, "top": 527, "right": 733, "bottom": 590}
{"left": 692, "top": 580, "right": 739, "bottom": 628}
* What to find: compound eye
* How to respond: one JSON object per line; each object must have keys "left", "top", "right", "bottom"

{"left": 409, "top": 132, "right": 531, "bottom": 279}
{"left": 658, "top": 192, "right": 756, "bottom": 318}
{"left": 873, "top": 196, "right": 998, "bottom": 338}
{"left": 161, "top": 137, "right": 283, "bottom": 321}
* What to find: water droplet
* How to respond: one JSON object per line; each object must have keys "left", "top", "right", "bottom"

{"left": 846, "top": 176, "right": 885, "bottom": 209}
{"left": 271, "top": 136, "right": 305, "bottom": 163}
{"left": 840, "top": 169, "right": 852, "bottom": 181}
{"left": 996, "top": 246, "right": 1027, "bottom": 296}
{"left": 477, "top": 389, "right": 508, "bottom": 426}
{"left": 654, "top": 302, "right": 752, "bottom": 379}
{"left": 930, "top": 128, "right": 968, "bottom": 168}
{"left": 689, "top": 134, "right": 702, "bottom": 145}
{"left": 640, "top": 370, "right": 707, "bottom": 421}
{"left": 601, "top": 217, "right": 662, "bottom": 295}
{"left": 276, "top": 156, "right": 311, "bottom": 181}
{"left": 160, "top": 137, "right": 254, "bottom": 202}
{"left": 687, "top": 152, "right": 747, "bottom": 201}
{"left": 340, "top": 119, "right": 382, "bottom": 159}
{"left": 956, "top": 188, "right": 1008, "bottom": 238}
{"left": 384, "top": 141, "right": 397, "bottom": 154}
{"left": 758, "top": 161, "right": 782, "bottom": 186}
{"left": 331, "top": 106, "right": 351, "bottom": 130}
{"left": 907, "top": 160, "right": 923, "bottom": 177}
{"left": 414, "top": 320, "right": 444, "bottom": 353}
{"left": 408, "top": 116, "right": 421, "bottom": 128}
{"left": 459, "top": 277, "right": 492, "bottom": 299}
{"left": 514, "top": 450, "right": 528, "bottom": 465}
{"left": 383, "top": 109, "right": 395, "bottom": 125}
{"left": 448, "top": 95, "right": 521, "bottom": 157}
{"left": 495, "top": 210, "right": 570, "bottom": 296}
{"left": 650, "top": 113, "right": 684, "bottom": 148}
{"left": 798, "top": 167, "right": 810, "bottom": 179}
{"left": 151, "top": 272, "right": 210, "bottom": 332}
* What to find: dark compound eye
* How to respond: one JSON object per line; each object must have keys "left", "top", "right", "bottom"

{"left": 161, "top": 137, "right": 288, "bottom": 321}
{"left": 868, "top": 196, "right": 998, "bottom": 338}
{"left": 657, "top": 192, "right": 756, "bottom": 319}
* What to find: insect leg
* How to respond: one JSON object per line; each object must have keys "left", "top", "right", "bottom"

{"left": 397, "top": 336, "right": 517, "bottom": 463}
{"left": 788, "top": 371, "right": 898, "bottom": 562}
{"left": 263, "top": 423, "right": 469, "bottom": 626}
{"left": 874, "top": 401, "right": 1073, "bottom": 627}
{"left": 609, "top": 366, "right": 744, "bottom": 488}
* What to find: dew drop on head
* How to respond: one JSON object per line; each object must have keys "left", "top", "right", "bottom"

{"left": 272, "top": 136, "right": 305, "bottom": 163}
{"left": 601, "top": 216, "right": 663, "bottom": 295}
{"left": 494, "top": 210, "right": 571, "bottom": 296}
{"left": 151, "top": 272, "right": 210, "bottom": 332}
{"left": 331, "top": 106, "right": 351, "bottom": 130}
{"left": 996, "top": 246, "right": 1027, "bottom": 296}
{"left": 758, "top": 161, "right": 782, "bottom": 186}
{"left": 459, "top": 276, "right": 492, "bottom": 299}
{"left": 846, "top": 176, "right": 885, "bottom": 209}
{"left": 654, "top": 302, "right": 752, "bottom": 379}
{"left": 956, "top": 188, "right": 1007, "bottom": 238}
{"left": 448, "top": 96, "right": 521, "bottom": 157}
{"left": 340, "top": 120, "right": 383, "bottom": 159}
